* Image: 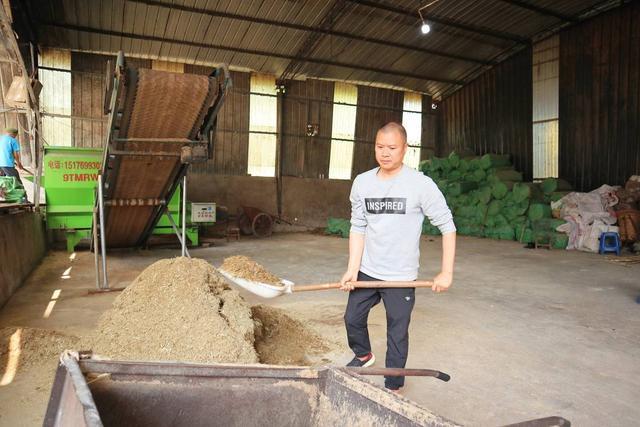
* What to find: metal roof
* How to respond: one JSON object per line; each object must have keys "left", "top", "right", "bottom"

{"left": 18, "top": 0, "right": 626, "bottom": 98}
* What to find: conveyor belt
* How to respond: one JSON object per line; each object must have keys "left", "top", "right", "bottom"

{"left": 98, "top": 52, "right": 229, "bottom": 248}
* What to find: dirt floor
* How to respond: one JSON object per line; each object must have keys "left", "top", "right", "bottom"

{"left": 0, "top": 233, "right": 638, "bottom": 426}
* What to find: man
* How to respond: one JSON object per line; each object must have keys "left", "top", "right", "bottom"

{"left": 0, "top": 127, "right": 24, "bottom": 187}
{"left": 340, "top": 121, "right": 456, "bottom": 392}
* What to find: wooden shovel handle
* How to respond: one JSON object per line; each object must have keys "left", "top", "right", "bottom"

{"left": 292, "top": 280, "right": 434, "bottom": 292}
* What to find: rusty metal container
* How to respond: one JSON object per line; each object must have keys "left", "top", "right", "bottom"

{"left": 44, "top": 353, "right": 570, "bottom": 427}
{"left": 44, "top": 353, "right": 460, "bottom": 427}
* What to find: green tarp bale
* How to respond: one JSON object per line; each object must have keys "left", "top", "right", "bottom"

{"left": 426, "top": 171, "right": 441, "bottom": 181}
{"left": 447, "top": 196, "right": 461, "bottom": 209}
{"left": 485, "top": 214, "right": 508, "bottom": 228}
{"left": 419, "top": 160, "right": 430, "bottom": 174}
{"left": 515, "top": 224, "right": 534, "bottom": 243}
{"left": 457, "top": 194, "right": 470, "bottom": 206}
{"left": 422, "top": 220, "right": 441, "bottom": 236}
{"left": 502, "top": 190, "right": 516, "bottom": 204}
{"left": 470, "top": 168, "right": 486, "bottom": 182}
{"left": 493, "top": 214, "right": 508, "bottom": 227}
{"left": 541, "top": 178, "right": 573, "bottom": 194}
{"left": 528, "top": 203, "right": 552, "bottom": 221}
{"left": 511, "top": 216, "right": 527, "bottom": 226}
{"left": 430, "top": 157, "right": 448, "bottom": 172}
{"left": 436, "top": 179, "right": 448, "bottom": 192}
{"left": 468, "top": 158, "right": 482, "bottom": 170}
{"left": 552, "top": 233, "right": 569, "bottom": 249}
{"left": 491, "top": 181, "right": 509, "bottom": 199}
{"left": 455, "top": 205, "right": 476, "bottom": 218}
{"left": 456, "top": 204, "right": 487, "bottom": 223}
{"left": 475, "top": 186, "right": 492, "bottom": 204}
{"left": 532, "top": 229, "right": 551, "bottom": 242}
{"left": 493, "top": 168, "right": 523, "bottom": 182}
{"left": 511, "top": 182, "right": 532, "bottom": 203}
{"left": 454, "top": 216, "right": 475, "bottom": 226}
{"left": 439, "top": 158, "right": 452, "bottom": 173}
{"left": 479, "top": 153, "right": 511, "bottom": 169}
{"left": 448, "top": 152, "right": 460, "bottom": 169}
{"left": 448, "top": 170, "right": 462, "bottom": 181}
{"left": 457, "top": 149, "right": 476, "bottom": 158}
{"left": 326, "top": 218, "right": 351, "bottom": 238}
{"left": 531, "top": 230, "right": 567, "bottom": 248}
{"left": 484, "top": 225, "right": 515, "bottom": 240}
{"left": 532, "top": 218, "right": 566, "bottom": 232}
{"left": 540, "top": 178, "right": 556, "bottom": 194}
{"left": 458, "top": 224, "right": 484, "bottom": 237}
{"left": 447, "top": 181, "right": 478, "bottom": 196}
{"left": 488, "top": 200, "right": 504, "bottom": 216}
{"left": 0, "top": 176, "right": 25, "bottom": 203}
{"left": 503, "top": 181, "right": 517, "bottom": 191}
{"left": 466, "top": 192, "right": 479, "bottom": 205}
{"left": 502, "top": 201, "right": 529, "bottom": 221}
{"left": 547, "top": 191, "right": 571, "bottom": 203}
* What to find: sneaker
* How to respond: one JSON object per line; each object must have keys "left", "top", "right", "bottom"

{"left": 346, "top": 352, "right": 375, "bottom": 368}
{"left": 387, "top": 387, "right": 403, "bottom": 395}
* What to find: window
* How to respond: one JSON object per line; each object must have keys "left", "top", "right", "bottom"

{"left": 532, "top": 36, "right": 559, "bottom": 179}
{"left": 402, "top": 92, "right": 422, "bottom": 169}
{"left": 39, "top": 48, "right": 72, "bottom": 146}
{"left": 329, "top": 82, "right": 357, "bottom": 180}
{"left": 151, "top": 60, "right": 184, "bottom": 73}
{"left": 247, "top": 74, "right": 277, "bottom": 177}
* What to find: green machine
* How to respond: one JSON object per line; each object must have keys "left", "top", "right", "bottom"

{"left": 43, "top": 146, "right": 198, "bottom": 252}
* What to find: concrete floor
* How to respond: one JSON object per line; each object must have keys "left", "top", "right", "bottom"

{"left": 0, "top": 233, "right": 639, "bottom": 426}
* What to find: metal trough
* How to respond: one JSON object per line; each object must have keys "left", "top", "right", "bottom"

{"left": 44, "top": 352, "right": 570, "bottom": 427}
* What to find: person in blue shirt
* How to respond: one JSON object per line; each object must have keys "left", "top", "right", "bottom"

{"left": 0, "top": 127, "right": 24, "bottom": 187}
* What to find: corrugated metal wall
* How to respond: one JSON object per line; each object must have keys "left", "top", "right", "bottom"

{"left": 402, "top": 92, "right": 422, "bottom": 169}
{"left": 559, "top": 2, "right": 640, "bottom": 191}
{"left": 189, "top": 68, "right": 250, "bottom": 176}
{"left": 61, "top": 52, "right": 434, "bottom": 180}
{"left": 282, "top": 79, "right": 334, "bottom": 178}
{"left": 70, "top": 52, "right": 107, "bottom": 148}
{"left": 352, "top": 85, "right": 403, "bottom": 176}
{"left": 532, "top": 35, "right": 559, "bottom": 180}
{"left": 421, "top": 95, "right": 437, "bottom": 160}
{"left": 152, "top": 60, "right": 184, "bottom": 73}
{"left": 70, "top": 52, "right": 151, "bottom": 148}
{"left": 329, "top": 82, "right": 358, "bottom": 180}
{"left": 0, "top": 55, "right": 31, "bottom": 165}
{"left": 439, "top": 48, "right": 533, "bottom": 180}
{"left": 40, "top": 48, "right": 71, "bottom": 146}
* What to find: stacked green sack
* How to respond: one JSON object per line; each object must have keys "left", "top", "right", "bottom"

{"left": 422, "top": 219, "right": 441, "bottom": 236}
{"left": 531, "top": 217, "right": 569, "bottom": 249}
{"left": 0, "top": 176, "right": 26, "bottom": 203}
{"left": 420, "top": 152, "right": 569, "bottom": 248}
{"left": 326, "top": 217, "right": 350, "bottom": 238}
{"left": 540, "top": 178, "right": 572, "bottom": 203}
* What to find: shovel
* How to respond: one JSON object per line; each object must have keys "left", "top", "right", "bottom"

{"left": 218, "top": 269, "right": 434, "bottom": 299}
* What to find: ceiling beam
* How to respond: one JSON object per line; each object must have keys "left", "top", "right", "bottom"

{"left": 499, "top": 0, "right": 579, "bottom": 23}
{"left": 346, "top": 0, "right": 529, "bottom": 44}
{"left": 280, "top": 0, "right": 352, "bottom": 81}
{"left": 41, "top": 23, "right": 465, "bottom": 86}
{"left": 122, "top": 0, "right": 492, "bottom": 65}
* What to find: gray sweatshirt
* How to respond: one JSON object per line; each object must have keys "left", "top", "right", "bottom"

{"left": 350, "top": 165, "right": 456, "bottom": 281}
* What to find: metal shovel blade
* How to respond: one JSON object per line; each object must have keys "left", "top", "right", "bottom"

{"left": 218, "top": 269, "right": 293, "bottom": 299}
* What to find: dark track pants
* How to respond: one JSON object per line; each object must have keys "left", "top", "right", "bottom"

{"left": 344, "top": 271, "right": 415, "bottom": 389}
